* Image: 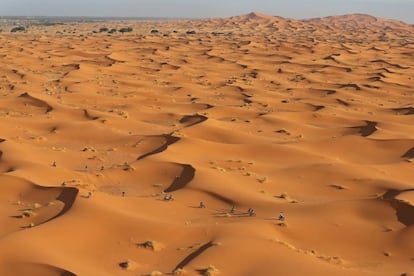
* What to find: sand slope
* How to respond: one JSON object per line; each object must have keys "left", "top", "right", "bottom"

{"left": 0, "top": 12, "right": 414, "bottom": 275}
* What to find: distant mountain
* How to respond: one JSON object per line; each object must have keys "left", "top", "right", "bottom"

{"left": 303, "top": 13, "right": 413, "bottom": 31}
{"left": 207, "top": 12, "right": 414, "bottom": 37}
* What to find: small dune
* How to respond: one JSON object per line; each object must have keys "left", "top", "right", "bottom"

{"left": 381, "top": 189, "right": 414, "bottom": 226}
{"left": 338, "top": 83, "right": 361, "bottom": 90}
{"left": 0, "top": 263, "right": 76, "bottom": 276}
{"left": 83, "top": 109, "right": 99, "bottom": 120}
{"left": 351, "top": 121, "right": 378, "bottom": 137}
{"left": 18, "top": 92, "right": 53, "bottom": 113}
{"left": 173, "top": 241, "right": 215, "bottom": 272}
{"left": 137, "top": 134, "right": 180, "bottom": 160}
{"left": 401, "top": 147, "right": 414, "bottom": 159}
{"left": 392, "top": 107, "right": 414, "bottom": 115}
{"left": 336, "top": 98, "right": 350, "bottom": 106}
{"left": 371, "top": 59, "right": 410, "bottom": 69}
{"left": 179, "top": 114, "right": 208, "bottom": 127}
{"left": 164, "top": 164, "right": 195, "bottom": 193}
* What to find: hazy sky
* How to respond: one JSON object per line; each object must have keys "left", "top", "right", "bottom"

{"left": 1, "top": 0, "right": 413, "bottom": 23}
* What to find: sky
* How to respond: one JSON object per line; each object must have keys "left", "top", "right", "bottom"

{"left": 1, "top": 0, "right": 413, "bottom": 23}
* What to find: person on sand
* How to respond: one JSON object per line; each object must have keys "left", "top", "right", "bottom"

{"left": 230, "top": 205, "right": 236, "bottom": 214}
{"left": 52, "top": 161, "right": 56, "bottom": 167}
{"left": 84, "top": 165, "right": 88, "bottom": 172}
{"left": 199, "top": 201, "right": 205, "bottom": 208}
{"left": 122, "top": 191, "right": 126, "bottom": 197}
{"left": 278, "top": 211, "right": 285, "bottom": 221}
{"left": 248, "top": 208, "right": 256, "bottom": 216}
{"left": 249, "top": 208, "right": 256, "bottom": 217}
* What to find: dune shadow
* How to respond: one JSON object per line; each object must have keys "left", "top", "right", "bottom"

{"left": 339, "top": 83, "right": 361, "bottom": 90}
{"left": 10, "top": 184, "right": 78, "bottom": 227}
{"left": 61, "top": 271, "right": 76, "bottom": 276}
{"left": 164, "top": 164, "right": 195, "bottom": 193}
{"left": 42, "top": 187, "right": 79, "bottom": 225}
{"left": 336, "top": 98, "right": 350, "bottom": 106}
{"left": 18, "top": 92, "right": 53, "bottom": 113}
{"left": 392, "top": 107, "right": 414, "bottom": 115}
{"left": 382, "top": 188, "right": 414, "bottom": 226}
{"left": 179, "top": 114, "right": 208, "bottom": 127}
{"left": 83, "top": 109, "right": 99, "bottom": 120}
{"left": 350, "top": 121, "right": 377, "bottom": 137}
{"left": 308, "top": 104, "right": 325, "bottom": 111}
{"left": 402, "top": 147, "right": 414, "bottom": 158}
{"left": 310, "top": 88, "right": 336, "bottom": 96}
{"left": 173, "top": 241, "right": 214, "bottom": 271}
{"left": 371, "top": 59, "right": 410, "bottom": 69}
{"left": 44, "top": 264, "right": 77, "bottom": 276}
{"left": 137, "top": 134, "right": 180, "bottom": 161}
{"left": 195, "top": 190, "right": 235, "bottom": 206}
{"left": 10, "top": 263, "right": 76, "bottom": 276}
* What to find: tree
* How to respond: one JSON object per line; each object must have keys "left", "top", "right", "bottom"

{"left": 118, "top": 27, "right": 133, "bottom": 33}
{"left": 11, "top": 26, "right": 25, "bottom": 33}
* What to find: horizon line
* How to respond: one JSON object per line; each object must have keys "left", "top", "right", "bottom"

{"left": 0, "top": 12, "right": 413, "bottom": 25}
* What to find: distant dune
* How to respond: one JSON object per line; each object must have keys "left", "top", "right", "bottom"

{"left": 0, "top": 12, "right": 413, "bottom": 276}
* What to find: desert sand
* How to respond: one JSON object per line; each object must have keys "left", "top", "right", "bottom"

{"left": 0, "top": 12, "right": 414, "bottom": 275}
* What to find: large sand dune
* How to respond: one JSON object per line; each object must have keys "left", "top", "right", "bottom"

{"left": 0, "top": 12, "right": 414, "bottom": 275}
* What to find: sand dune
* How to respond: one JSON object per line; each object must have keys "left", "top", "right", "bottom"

{"left": 0, "top": 12, "right": 414, "bottom": 275}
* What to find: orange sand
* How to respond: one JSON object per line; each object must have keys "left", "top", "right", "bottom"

{"left": 0, "top": 12, "right": 414, "bottom": 275}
